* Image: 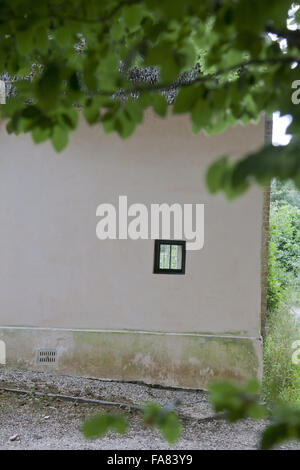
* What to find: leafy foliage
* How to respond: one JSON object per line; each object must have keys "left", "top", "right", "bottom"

{"left": 209, "top": 379, "right": 300, "bottom": 449}
{"left": 260, "top": 404, "right": 300, "bottom": 449}
{"left": 270, "top": 203, "right": 300, "bottom": 277}
{"left": 0, "top": 1, "right": 300, "bottom": 194}
{"left": 81, "top": 413, "right": 127, "bottom": 439}
{"left": 208, "top": 380, "right": 266, "bottom": 422}
{"left": 81, "top": 382, "right": 300, "bottom": 449}
{"left": 267, "top": 179, "right": 300, "bottom": 310}
{"left": 206, "top": 142, "right": 300, "bottom": 199}
{"left": 82, "top": 402, "right": 181, "bottom": 444}
{"left": 142, "top": 402, "right": 181, "bottom": 444}
{"left": 268, "top": 203, "right": 300, "bottom": 310}
{"left": 264, "top": 179, "right": 300, "bottom": 406}
{"left": 267, "top": 238, "right": 287, "bottom": 311}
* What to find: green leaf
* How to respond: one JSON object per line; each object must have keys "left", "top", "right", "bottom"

{"left": 246, "top": 379, "right": 260, "bottom": 394}
{"left": 260, "top": 405, "right": 300, "bottom": 450}
{"left": 260, "top": 423, "right": 288, "bottom": 450}
{"left": 111, "top": 21, "right": 125, "bottom": 41}
{"left": 143, "top": 402, "right": 161, "bottom": 424}
{"left": 161, "top": 0, "right": 186, "bottom": 20}
{"left": 82, "top": 414, "right": 111, "bottom": 439}
{"left": 247, "top": 403, "right": 267, "bottom": 420}
{"left": 206, "top": 156, "right": 229, "bottom": 194}
{"left": 222, "top": 49, "right": 245, "bottom": 68}
{"left": 232, "top": 143, "right": 300, "bottom": 188}
{"left": 142, "top": 402, "right": 181, "bottom": 444}
{"left": 191, "top": 98, "right": 212, "bottom": 131}
{"left": 34, "top": 25, "right": 49, "bottom": 54}
{"left": 161, "top": 412, "right": 181, "bottom": 444}
{"left": 56, "top": 27, "right": 72, "bottom": 46}
{"left": 61, "top": 108, "right": 78, "bottom": 130}
{"left": 16, "top": 28, "right": 34, "bottom": 55}
{"left": 153, "top": 94, "right": 168, "bottom": 117}
{"left": 83, "top": 53, "right": 99, "bottom": 92}
{"left": 32, "top": 127, "right": 50, "bottom": 144}
{"left": 206, "top": 141, "right": 300, "bottom": 199}
{"left": 36, "top": 63, "right": 61, "bottom": 107}
{"left": 51, "top": 125, "right": 68, "bottom": 152}
{"left": 115, "top": 112, "right": 136, "bottom": 138}
{"left": 208, "top": 380, "right": 265, "bottom": 423}
{"left": 123, "top": 4, "right": 145, "bottom": 31}
{"left": 83, "top": 103, "right": 101, "bottom": 124}
{"left": 82, "top": 413, "right": 127, "bottom": 439}
{"left": 173, "top": 87, "right": 200, "bottom": 114}
{"left": 97, "top": 53, "right": 119, "bottom": 92}
{"left": 146, "top": 42, "right": 181, "bottom": 82}
{"left": 110, "top": 415, "right": 128, "bottom": 434}
{"left": 161, "top": 55, "right": 181, "bottom": 83}
{"left": 125, "top": 101, "right": 144, "bottom": 124}
{"left": 101, "top": 116, "right": 116, "bottom": 134}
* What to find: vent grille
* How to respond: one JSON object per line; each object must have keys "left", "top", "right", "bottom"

{"left": 37, "top": 349, "right": 57, "bottom": 363}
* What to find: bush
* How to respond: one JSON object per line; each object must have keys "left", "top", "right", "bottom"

{"left": 267, "top": 181, "right": 300, "bottom": 311}
{"left": 262, "top": 304, "right": 300, "bottom": 406}
{"left": 265, "top": 180, "right": 300, "bottom": 405}
{"left": 267, "top": 239, "right": 287, "bottom": 311}
{"left": 269, "top": 203, "right": 300, "bottom": 276}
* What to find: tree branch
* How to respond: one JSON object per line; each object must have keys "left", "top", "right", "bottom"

{"left": 93, "top": 55, "right": 300, "bottom": 98}
{"left": 4, "top": 55, "right": 299, "bottom": 102}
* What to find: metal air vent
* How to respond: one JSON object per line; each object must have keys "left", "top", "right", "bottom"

{"left": 36, "top": 349, "right": 57, "bottom": 364}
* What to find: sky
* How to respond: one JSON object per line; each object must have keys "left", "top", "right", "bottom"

{"left": 272, "top": 112, "right": 292, "bottom": 146}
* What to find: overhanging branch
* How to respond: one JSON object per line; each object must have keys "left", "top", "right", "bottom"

{"left": 93, "top": 55, "right": 300, "bottom": 98}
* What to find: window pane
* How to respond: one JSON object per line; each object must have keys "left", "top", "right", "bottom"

{"left": 159, "top": 244, "right": 170, "bottom": 269}
{"left": 171, "top": 245, "right": 182, "bottom": 269}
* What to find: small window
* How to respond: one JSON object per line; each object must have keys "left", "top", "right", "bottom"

{"left": 153, "top": 240, "right": 186, "bottom": 274}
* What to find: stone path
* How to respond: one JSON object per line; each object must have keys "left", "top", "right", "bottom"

{"left": 0, "top": 369, "right": 299, "bottom": 450}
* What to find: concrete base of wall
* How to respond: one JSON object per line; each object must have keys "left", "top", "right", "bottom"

{"left": 0, "top": 327, "right": 262, "bottom": 389}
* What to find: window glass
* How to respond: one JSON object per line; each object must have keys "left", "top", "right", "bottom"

{"left": 170, "top": 244, "right": 182, "bottom": 269}
{"left": 159, "top": 244, "right": 170, "bottom": 269}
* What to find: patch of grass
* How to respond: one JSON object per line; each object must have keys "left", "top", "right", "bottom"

{"left": 262, "top": 301, "right": 300, "bottom": 406}
{"left": 289, "top": 285, "right": 300, "bottom": 309}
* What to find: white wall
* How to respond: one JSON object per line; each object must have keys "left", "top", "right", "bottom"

{"left": 0, "top": 111, "right": 265, "bottom": 337}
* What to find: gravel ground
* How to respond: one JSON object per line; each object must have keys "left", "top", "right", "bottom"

{"left": 0, "top": 368, "right": 299, "bottom": 450}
